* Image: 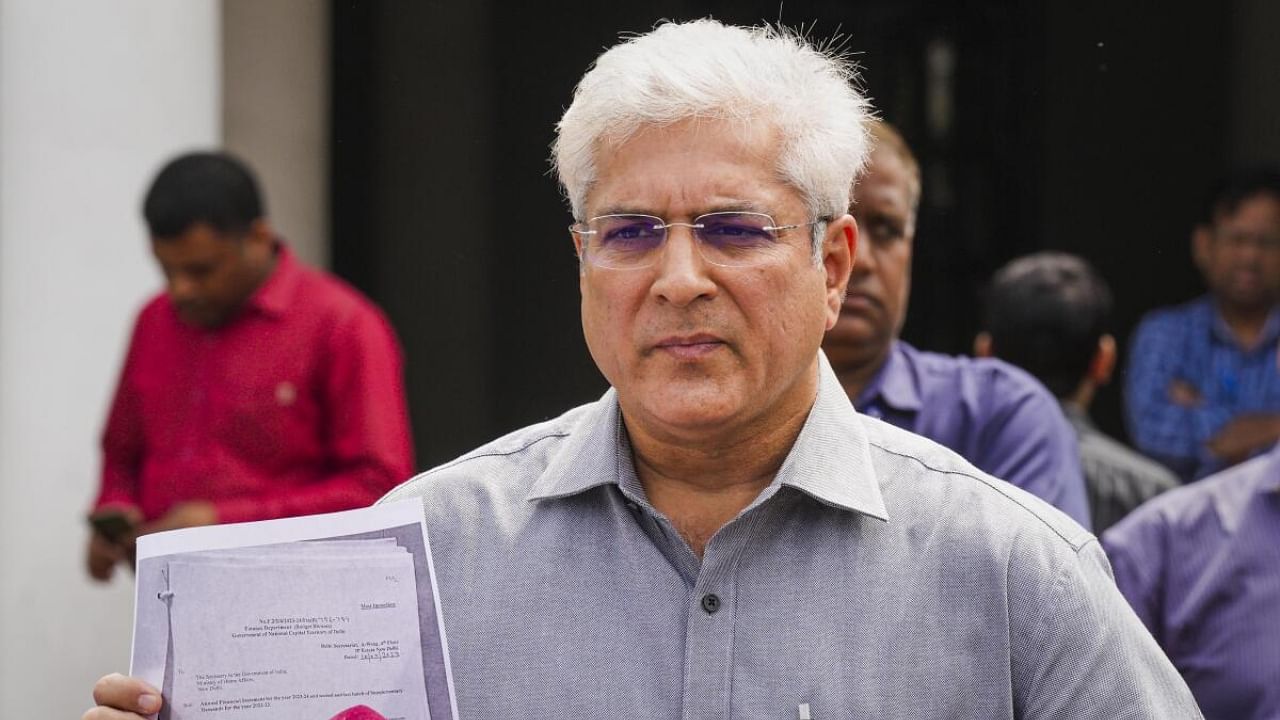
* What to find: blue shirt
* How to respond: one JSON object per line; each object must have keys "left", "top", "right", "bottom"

{"left": 1125, "top": 295, "right": 1280, "bottom": 480}
{"left": 383, "top": 355, "right": 1198, "bottom": 719}
{"left": 854, "top": 340, "right": 1092, "bottom": 528}
{"left": 1103, "top": 443, "right": 1280, "bottom": 720}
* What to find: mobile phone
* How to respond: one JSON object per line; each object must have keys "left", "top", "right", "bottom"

{"left": 89, "top": 511, "right": 135, "bottom": 543}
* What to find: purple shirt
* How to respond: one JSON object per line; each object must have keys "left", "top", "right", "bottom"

{"left": 855, "top": 341, "right": 1092, "bottom": 529}
{"left": 1103, "top": 443, "right": 1280, "bottom": 720}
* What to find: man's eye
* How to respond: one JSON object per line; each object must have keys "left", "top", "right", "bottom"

{"left": 703, "top": 224, "right": 769, "bottom": 239}
{"left": 703, "top": 219, "right": 762, "bottom": 235}
{"left": 603, "top": 224, "right": 660, "bottom": 242}
{"left": 867, "top": 221, "right": 904, "bottom": 243}
{"left": 698, "top": 217, "right": 774, "bottom": 249}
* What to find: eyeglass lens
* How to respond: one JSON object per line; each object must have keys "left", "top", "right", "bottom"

{"left": 585, "top": 213, "right": 783, "bottom": 268}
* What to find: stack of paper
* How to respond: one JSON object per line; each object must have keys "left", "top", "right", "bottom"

{"left": 131, "top": 501, "right": 456, "bottom": 720}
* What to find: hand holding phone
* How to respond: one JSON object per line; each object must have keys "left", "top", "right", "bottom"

{"left": 89, "top": 510, "right": 137, "bottom": 544}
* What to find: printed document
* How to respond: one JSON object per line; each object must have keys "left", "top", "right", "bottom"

{"left": 130, "top": 501, "right": 457, "bottom": 720}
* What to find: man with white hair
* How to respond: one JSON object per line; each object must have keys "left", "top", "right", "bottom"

{"left": 88, "top": 20, "right": 1200, "bottom": 719}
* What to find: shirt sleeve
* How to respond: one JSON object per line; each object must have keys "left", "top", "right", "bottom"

{"left": 94, "top": 315, "right": 148, "bottom": 514}
{"left": 1100, "top": 508, "right": 1169, "bottom": 643}
{"left": 976, "top": 375, "right": 1093, "bottom": 530}
{"left": 1010, "top": 539, "right": 1201, "bottom": 719}
{"left": 212, "top": 303, "right": 415, "bottom": 523}
{"left": 1124, "top": 314, "right": 1227, "bottom": 480}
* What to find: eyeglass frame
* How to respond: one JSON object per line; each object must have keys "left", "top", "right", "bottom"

{"left": 568, "top": 210, "right": 828, "bottom": 269}
{"left": 1210, "top": 227, "right": 1280, "bottom": 252}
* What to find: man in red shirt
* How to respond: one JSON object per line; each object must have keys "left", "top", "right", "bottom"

{"left": 86, "top": 151, "right": 414, "bottom": 581}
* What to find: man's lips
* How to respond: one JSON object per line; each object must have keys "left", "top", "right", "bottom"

{"left": 1229, "top": 269, "right": 1262, "bottom": 285}
{"left": 842, "top": 291, "right": 883, "bottom": 312}
{"left": 652, "top": 334, "right": 726, "bottom": 359}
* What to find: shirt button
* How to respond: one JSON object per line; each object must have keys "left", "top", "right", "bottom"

{"left": 625, "top": 501, "right": 639, "bottom": 512}
{"left": 700, "top": 593, "right": 721, "bottom": 614}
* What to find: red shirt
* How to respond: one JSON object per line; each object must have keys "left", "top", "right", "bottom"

{"left": 94, "top": 245, "right": 414, "bottom": 524}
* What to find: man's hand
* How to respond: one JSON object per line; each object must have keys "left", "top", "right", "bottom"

{"left": 1206, "top": 413, "right": 1280, "bottom": 465}
{"left": 85, "top": 507, "right": 143, "bottom": 582}
{"left": 86, "top": 532, "right": 126, "bottom": 582}
{"left": 138, "top": 500, "right": 218, "bottom": 536}
{"left": 83, "top": 673, "right": 162, "bottom": 720}
{"left": 1168, "top": 379, "right": 1204, "bottom": 407}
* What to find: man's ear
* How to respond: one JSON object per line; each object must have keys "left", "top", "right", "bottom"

{"left": 1090, "top": 334, "right": 1117, "bottom": 386}
{"left": 242, "top": 219, "right": 276, "bottom": 262}
{"left": 973, "top": 332, "right": 993, "bottom": 358}
{"left": 570, "top": 225, "right": 588, "bottom": 276}
{"left": 823, "top": 214, "right": 857, "bottom": 329}
{"left": 1191, "top": 224, "right": 1212, "bottom": 273}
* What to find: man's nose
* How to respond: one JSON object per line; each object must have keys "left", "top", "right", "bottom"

{"left": 851, "top": 227, "right": 876, "bottom": 275}
{"left": 649, "top": 226, "right": 717, "bottom": 306}
{"left": 1237, "top": 236, "right": 1267, "bottom": 261}
{"left": 168, "top": 275, "right": 197, "bottom": 302}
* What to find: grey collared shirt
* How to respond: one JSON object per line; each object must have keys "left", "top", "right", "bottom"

{"left": 384, "top": 356, "right": 1201, "bottom": 719}
{"left": 1061, "top": 402, "right": 1180, "bottom": 534}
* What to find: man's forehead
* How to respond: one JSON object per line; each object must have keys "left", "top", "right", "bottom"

{"left": 1213, "top": 192, "right": 1280, "bottom": 226}
{"left": 598, "top": 116, "right": 782, "bottom": 155}
{"left": 585, "top": 119, "right": 796, "bottom": 216}
{"left": 586, "top": 177, "right": 800, "bottom": 221}
{"left": 152, "top": 227, "right": 238, "bottom": 262}
{"left": 853, "top": 151, "right": 915, "bottom": 205}
{"left": 591, "top": 195, "right": 779, "bottom": 218}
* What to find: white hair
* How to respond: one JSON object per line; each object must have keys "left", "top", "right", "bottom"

{"left": 553, "top": 19, "right": 872, "bottom": 250}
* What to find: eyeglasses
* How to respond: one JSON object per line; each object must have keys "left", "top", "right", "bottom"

{"left": 569, "top": 212, "right": 824, "bottom": 269}
{"left": 1215, "top": 230, "right": 1280, "bottom": 252}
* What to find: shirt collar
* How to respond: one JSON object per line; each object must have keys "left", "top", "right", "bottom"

{"left": 1058, "top": 401, "right": 1093, "bottom": 433}
{"left": 242, "top": 242, "right": 299, "bottom": 320}
{"left": 526, "top": 352, "right": 889, "bottom": 522}
{"left": 855, "top": 340, "right": 922, "bottom": 413}
{"left": 1208, "top": 297, "right": 1280, "bottom": 349}
{"left": 776, "top": 352, "right": 889, "bottom": 519}
{"left": 1262, "top": 442, "right": 1280, "bottom": 493}
{"left": 1210, "top": 442, "right": 1280, "bottom": 532}
{"left": 525, "top": 387, "right": 628, "bottom": 502}
{"left": 1259, "top": 308, "right": 1280, "bottom": 347}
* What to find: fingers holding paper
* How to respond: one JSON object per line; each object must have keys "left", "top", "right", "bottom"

{"left": 85, "top": 673, "right": 162, "bottom": 720}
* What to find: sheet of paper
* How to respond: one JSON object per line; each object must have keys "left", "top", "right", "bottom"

{"left": 131, "top": 501, "right": 457, "bottom": 720}
{"left": 166, "top": 549, "right": 427, "bottom": 720}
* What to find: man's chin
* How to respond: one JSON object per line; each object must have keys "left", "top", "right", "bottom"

{"left": 824, "top": 318, "right": 883, "bottom": 350}
{"left": 822, "top": 327, "right": 889, "bottom": 371}
{"left": 1219, "top": 288, "right": 1272, "bottom": 311}
{"left": 178, "top": 308, "right": 224, "bottom": 328}
{"left": 625, "top": 378, "right": 744, "bottom": 432}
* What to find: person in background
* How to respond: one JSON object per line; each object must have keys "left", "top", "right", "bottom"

{"left": 822, "top": 120, "right": 1091, "bottom": 528}
{"left": 1126, "top": 169, "right": 1280, "bottom": 481}
{"left": 975, "top": 252, "right": 1178, "bottom": 533}
{"left": 86, "top": 151, "right": 414, "bottom": 582}
{"left": 1103, "top": 441, "right": 1280, "bottom": 720}
{"left": 87, "top": 20, "right": 1198, "bottom": 719}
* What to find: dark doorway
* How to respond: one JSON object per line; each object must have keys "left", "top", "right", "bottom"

{"left": 331, "top": 1, "right": 1229, "bottom": 467}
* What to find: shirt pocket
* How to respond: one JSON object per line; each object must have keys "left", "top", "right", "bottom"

{"left": 215, "top": 377, "right": 302, "bottom": 465}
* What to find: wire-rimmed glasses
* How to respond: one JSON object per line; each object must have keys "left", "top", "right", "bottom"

{"left": 569, "top": 211, "right": 824, "bottom": 269}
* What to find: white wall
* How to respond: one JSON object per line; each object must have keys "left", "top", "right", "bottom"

{"left": 223, "top": 0, "right": 330, "bottom": 267}
{"left": 0, "top": 2, "right": 220, "bottom": 717}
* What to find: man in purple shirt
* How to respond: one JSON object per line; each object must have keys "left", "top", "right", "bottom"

{"left": 822, "top": 120, "right": 1091, "bottom": 528}
{"left": 1103, "top": 442, "right": 1280, "bottom": 720}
